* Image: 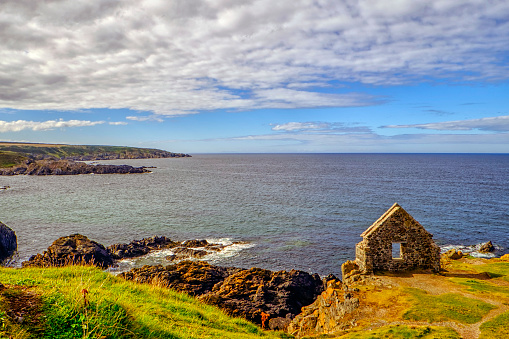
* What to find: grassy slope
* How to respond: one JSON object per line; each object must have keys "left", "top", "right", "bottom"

{"left": 0, "top": 151, "right": 27, "bottom": 168}
{"left": 0, "top": 259, "right": 507, "bottom": 338}
{"left": 0, "top": 142, "right": 184, "bottom": 168}
{"left": 0, "top": 266, "right": 286, "bottom": 339}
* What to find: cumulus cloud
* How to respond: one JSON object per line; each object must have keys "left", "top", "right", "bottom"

{"left": 0, "top": 119, "right": 104, "bottom": 132}
{"left": 382, "top": 115, "right": 509, "bottom": 132}
{"left": 108, "top": 121, "right": 128, "bottom": 125}
{"left": 0, "top": 0, "right": 507, "bottom": 116}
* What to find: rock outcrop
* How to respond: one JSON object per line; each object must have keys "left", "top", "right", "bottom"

{"left": 119, "top": 261, "right": 242, "bottom": 296}
{"left": 479, "top": 241, "right": 495, "bottom": 253}
{"left": 22, "top": 234, "right": 114, "bottom": 268}
{"left": 442, "top": 249, "right": 464, "bottom": 260}
{"left": 0, "top": 222, "right": 17, "bottom": 263}
{"left": 0, "top": 159, "right": 149, "bottom": 176}
{"left": 287, "top": 279, "right": 360, "bottom": 337}
{"left": 120, "top": 261, "right": 324, "bottom": 326}
{"left": 107, "top": 236, "right": 178, "bottom": 260}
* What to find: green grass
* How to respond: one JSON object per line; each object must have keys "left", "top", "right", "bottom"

{"left": 449, "top": 278, "right": 509, "bottom": 298}
{"left": 0, "top": 144, "right": 183, "bottom": 160}
{"left": 472, "top": 263, "right": 509, "bottom": 281}
{"left": 479, "top": 311, "right": 509, "bottom": 339}
{"left": 0, "top": 151, "right": 27, "bottom": 168}
{"left": 0, "top": 266, "right": 284, "bottom": 339}
{"left": 402, "top": 288, "right": 496, "bottom": 324}
{"left": 337, "top": 325, "right": 460, "bottom": 339}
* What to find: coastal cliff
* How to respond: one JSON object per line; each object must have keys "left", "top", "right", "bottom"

{"left": 0, "top": 159, "right": 149, "bottom": 175}
{"left": 0, "top": 142, "right": 190, "bottom": 174}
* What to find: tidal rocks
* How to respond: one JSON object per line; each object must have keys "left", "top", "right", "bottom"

{"left": 479, "top": 241, "right": 495, "bottom": 253}
{"left": 0, "top": 222, "right": 17, "bottom": 263}
{"left": 107, "top": 236, "right": 178, "bottom": 260}
{"left": 120, "top": 261, "right": 324, "bottom": 326}
{"left": 442, "top": 249, "right": 464, "bottom": 260}
{"left": 0, "top": 159, "right": 149, "bottom": 176}
{"left": 22, "top": 234, "right": 113, "bottom": 268}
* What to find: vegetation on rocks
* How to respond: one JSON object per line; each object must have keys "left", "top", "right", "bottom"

{"left": 0, "top": 142, "right": 190, "bottom": 169}
{"left": 0, "top": 266, "right": 286, "bottom": 339}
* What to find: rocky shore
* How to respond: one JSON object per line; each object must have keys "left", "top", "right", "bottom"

{"left": 0, "top": 159, "right": 149, "bottom": 176}
{"left": 19, "top": 233, "right": 325, "bottom": 328}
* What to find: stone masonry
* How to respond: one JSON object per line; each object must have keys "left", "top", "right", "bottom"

{"left": 354, "top": 203, "right": 440, "bottom": 273}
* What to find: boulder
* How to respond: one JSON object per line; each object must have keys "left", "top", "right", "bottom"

{"left": 442, "top": 249, "right": 464, "bottom": 260}
{"left": 166, "top": 248, "right": 208, "bottom": 261}
{"left": 0, "top": 222, "right": 17, "bottom": 263}
{"left": 22, "top": 234, "right": 113, "bottom": 268}
{"left": 479, "top": 241, "right": 495, "bottom": 253}
{"left": 107, "top": 236, "right": 178, "bottom": 260}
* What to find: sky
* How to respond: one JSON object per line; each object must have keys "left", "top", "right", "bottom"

{"left": 1, "top": 0, "right": 508, "bottom": 153}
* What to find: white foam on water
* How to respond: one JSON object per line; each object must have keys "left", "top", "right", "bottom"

{"left": 108, "top": 238, "right": 255, "bottom": 274}
{"left": 440, "top": 243, "right": 503, "bottom": 258}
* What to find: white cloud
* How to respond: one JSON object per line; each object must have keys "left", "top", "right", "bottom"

{"left": 0, "top": 0, "right": 508, "bottom": 115}
{"left": 272, "top": 122, "right": 330, "bottom": 131}
{"left": 108, "top": 121, "right": 128, "bottom": 125}
{"left": 126, "top": 115, "right": 164, "bottom": 122}
{"left": 382, "top": 115, "right": 509, "bottom": 132}
{"left": 0, "top": 119, "right": 104, "bottom": 132}
{"left": 271, "top": 121, "right": 372, "bottom": 133}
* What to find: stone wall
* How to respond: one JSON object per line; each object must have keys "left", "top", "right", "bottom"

{"left": 356, "top": 204, "right": 440, "bottom": 273}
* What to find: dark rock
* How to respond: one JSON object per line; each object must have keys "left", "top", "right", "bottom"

{"left": 107, "top": 236, "right": 177, "bottom": 260}
{"left": 22, "top": 234, "right": 113, "bottom": 268}
{"left": 166, "top": 247, "right": 208, "bottom": 261}
{"left": 0, "top": 221, "right": 17, "bottom": 263}
{"left": 119, "top": 261, "right": 241, "bottom": 296}
{"left": 182, "top": 239, "right": 208, "bottom": 247}
{"left": 119, "top": 261, "right": 324, "bottom": 326}
{"left": 0, "top": 159, "right": 149, "bottom": 176}
{"left": 198, "top": 267, "right": 323, "bottom": 324}
{"left": 479, "top": 241, "right": 495, "bottom": 253}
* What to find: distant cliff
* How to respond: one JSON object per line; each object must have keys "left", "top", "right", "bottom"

{"left": 0, "top": 142, "right": 190, "bottom": 169}
{"left": 0, "top": 159, "right": 149, "bottom": 176}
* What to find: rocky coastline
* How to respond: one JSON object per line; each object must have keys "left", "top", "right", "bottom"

{"left": 0, "top": 159, "right": 149, "bottom": 176}
{"left": 1, "top": 222, "right": 506, "bottom": 337}
{"left": 19, "top": 233, "right": 325, "bottom": 328}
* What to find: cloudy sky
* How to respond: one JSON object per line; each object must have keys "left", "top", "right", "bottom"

{"left": 1, "top": 0, "right": 508, "bottom": 153}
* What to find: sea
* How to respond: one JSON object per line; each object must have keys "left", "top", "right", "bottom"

{"left": 1, "top": 154, "right": 508, "bottom": 277}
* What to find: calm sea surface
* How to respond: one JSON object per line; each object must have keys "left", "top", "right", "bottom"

{"left": 1, "top": 154, "right": 508, "bottom": 277}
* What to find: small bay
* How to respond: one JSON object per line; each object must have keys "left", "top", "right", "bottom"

{"left": 1, "top": 153, "right": 508, "bottom": 277}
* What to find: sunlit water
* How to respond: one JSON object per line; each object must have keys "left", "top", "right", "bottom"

{"left": 1, "top": 154, "right": 508, "bottom": 277}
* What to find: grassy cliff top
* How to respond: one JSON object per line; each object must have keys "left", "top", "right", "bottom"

{"left": 0, "top": 142, "right": 189, "bottom": 168}
{"left": 0, "top": 266, "right": 286, "bottom": 339}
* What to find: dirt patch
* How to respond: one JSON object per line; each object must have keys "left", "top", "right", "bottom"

{"left": 0, "top": 285, "right": 44, "bottom": 336}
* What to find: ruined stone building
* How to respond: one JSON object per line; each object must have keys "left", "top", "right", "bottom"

{"left": 355, "top": 203, "right": 441, "bottom": 273}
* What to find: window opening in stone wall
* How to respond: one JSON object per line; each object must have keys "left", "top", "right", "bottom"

{"left": 392, "top": 242, "right": 402, "bottom": 259}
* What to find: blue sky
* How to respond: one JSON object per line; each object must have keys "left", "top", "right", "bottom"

{"left": 1, "top": 0, "right": 508, "bottom": 153}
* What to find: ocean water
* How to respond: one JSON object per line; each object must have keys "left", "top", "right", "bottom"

{"left": 1, "top": 154, "right": 508, "bottom": 277}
